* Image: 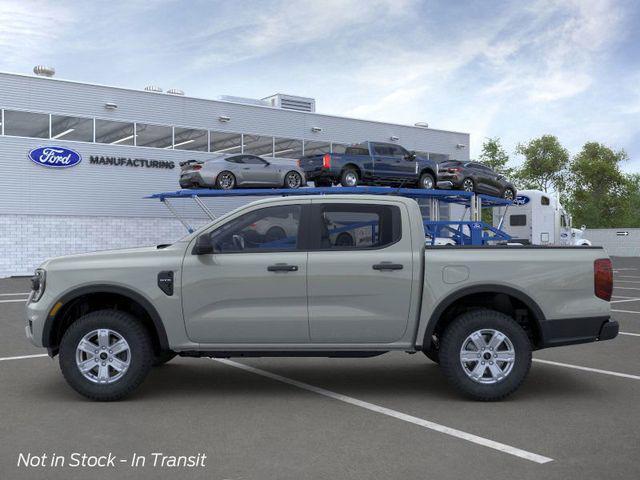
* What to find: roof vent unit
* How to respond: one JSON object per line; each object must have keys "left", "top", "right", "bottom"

{"left": 144, "top": 85, "right": 163, "bottom": 93}
{"left": 167, "top": 88, "right": 185, "bottom": 96}
{"left": 262, "top": 94, "right": 316, "bottom": 112}
{"left": 33, "top": 65, "right": 55, "bottom": 77}
{"left": 219, "top": 95, "right": 270, "bottom": 107}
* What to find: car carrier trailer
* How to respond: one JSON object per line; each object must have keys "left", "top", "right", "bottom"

{"left": 146, "top": 186, "right": 514, "bottom": 246}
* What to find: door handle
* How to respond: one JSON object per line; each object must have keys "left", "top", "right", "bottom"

{"left": 267, "top": 264, "right": 299, "bottom": 272}
{"left": 242, "top": 167, "right": 250, "bottom": 170}
{"left": 372, "top": 262, "right": 403, "bottom": 271}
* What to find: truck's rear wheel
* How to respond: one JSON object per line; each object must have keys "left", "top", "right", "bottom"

{"left": 59, "top": 310, "right": 153, "bottom": 401}
{"left": 340, "top": 168, "right": 359, "bottom": 187}
{"left": 439, "top": 309, "right": 531, "bottom": 401}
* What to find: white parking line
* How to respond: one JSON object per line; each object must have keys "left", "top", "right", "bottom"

{"left": 0, "top": 299, "right": 28, "bottom": 304}
{"left": 612, "top": 309, "right": 640, "bottom": 314}
{"left": 615, "top": 280, "right": 640, "bottom": 284}
{"left": 0, "top": 292, "right": 30, "bottom": 296}
{"left": 620, "top": 332, "right": 640, "bottom": 337}
{"left": 616, "top": 275, "right": 640, "bottom": 279}
{"left": 611, "top": 298, "right": 640, "bottom": 304}
{"left": 0, "top": 353, "right": 49, "bottom": 362}
{"left": 214, "top": 359, "right": 553, "bottom": 464}
{"left": 613, "top": 287, "right": 640, "bottom": 291}
{"left": 533, "top": 359, "right": 640, "bottom": 380}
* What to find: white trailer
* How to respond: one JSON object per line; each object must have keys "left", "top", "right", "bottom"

{"left": 494, "top": 189, "right": 591, "bottom": 246}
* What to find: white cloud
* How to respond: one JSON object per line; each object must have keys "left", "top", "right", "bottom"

{"left": 0, "top": 0, "right": 74, "bottom": 69}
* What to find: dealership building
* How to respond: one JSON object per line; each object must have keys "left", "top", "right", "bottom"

{"left": 0, "top": 69, "right": 470, "bottom": 277}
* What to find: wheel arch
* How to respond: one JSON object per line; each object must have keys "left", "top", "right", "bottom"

{"left": 342, "top": 163, "right": 362, "bottom": 176}
{"left": 421, "top": 284, "right": 546, "bottom": 350}
{"left": 42, "top": 284, "right": 169, "bottom": 356}
{"left": 419, "top": 167, "right": 436, "bottom": 178}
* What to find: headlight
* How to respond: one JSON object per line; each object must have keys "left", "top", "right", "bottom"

{"left": 30, "top": 269, "right": 46, "bottom": 303}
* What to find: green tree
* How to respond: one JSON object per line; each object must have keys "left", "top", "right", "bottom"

{"left": 566, "top": 142, "right": 636, "bottom": 228}
{"left": 478, "top": 137, "right": 514, "bottom": 177}
{"left": 514, "top": 135, "right": 569, "bottom": 192}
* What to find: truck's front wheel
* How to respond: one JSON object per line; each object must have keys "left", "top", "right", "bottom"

{"left": 59, "top": 310, "right": 154, "bottom": 401}
{"left": 439, "top": 309, "right": 531, "bottom": 401}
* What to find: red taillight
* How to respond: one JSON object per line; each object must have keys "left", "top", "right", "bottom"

{"left": 594, "top": 258, "right": 613, "bottom": 301}
{"left": 447, "top": 167, "right": 461, "bottom": 173}
{"left": 192, "top": 165, "right": 202, "bottom": 170}
{"left": 322, "top": 153, "right": 331, "bottom": 169}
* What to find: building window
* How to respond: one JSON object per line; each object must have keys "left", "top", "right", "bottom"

{"left": 210, "top": 131, "right": 242, "bottom": 154}
{"left": 51, "top": 115, "right": 93, "bottom": 142}
{"left": 243, "top": 134, "right": 274, "bottom": 156}
{"left": 135, "top": 123, "right": 172, "bottom": 149}
{"left": 303, "top": 140, "right": 331, "bottom": 156}
{"left": 173, "top": 127, "right": 208, "bottom": 151}
{"left": 3, "top": 110, "right": 49, "bottom": 138}
{"left": 331, "top": 143, "right": 348, "bottom": 154}
{"left": 274, "top": 137, "right": 303, "bottom": 158}
{"left": 95, "top": 119, "right": 135, "bottom": 145}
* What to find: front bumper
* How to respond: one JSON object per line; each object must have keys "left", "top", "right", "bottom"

{"left": 539, "top": 316, "right": 618, "bottom": 348}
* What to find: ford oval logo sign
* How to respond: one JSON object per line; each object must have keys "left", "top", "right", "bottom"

{"left": 28, "top": 146, "right": 82, "bottom": 168}
{"left": 514, "top": 195, "right": 530, "bottom": 206}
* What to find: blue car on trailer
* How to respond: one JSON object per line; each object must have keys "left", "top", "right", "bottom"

{"left": 298, "top": 141, "right": 441, "bottom": 190}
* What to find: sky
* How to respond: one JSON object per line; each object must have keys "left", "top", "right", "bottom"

{"left": 1, "top": 0, "right": 639, "bottom": 171}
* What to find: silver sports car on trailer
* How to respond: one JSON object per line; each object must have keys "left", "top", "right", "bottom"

{"left": 179, "top": 154, "right": 307, "bottom": 190}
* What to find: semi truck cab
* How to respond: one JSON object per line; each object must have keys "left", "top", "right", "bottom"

{"left": 495, "top": 189, "right": 592, "bottom": 246}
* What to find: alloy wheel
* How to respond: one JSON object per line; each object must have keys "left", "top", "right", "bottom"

{"left": 218, "top": 172, "right": 235, "bottom": 189}
{"left": 75, "top": 329, "right": 131, "bottom": 384}
{"left": 503, "top": 189, "right": 515, "bottom": 200}
{"left": 422, "top": 176, "right": 434, "bottom": 189}
{"left": 286, "top": 172, "right": 302, "bottom": 189}
{"left": 459, "top": 329, "right": 515, "bottom": 384}
{"left": 462, "top": 179, "right": 474, "bottom": 192}
{"left": 344, "top": 172, "right": 358, "bottom": 187}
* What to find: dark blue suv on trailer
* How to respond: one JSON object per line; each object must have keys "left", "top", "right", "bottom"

{"left": 298, "top": 141, "right": 440, "bottom": 189}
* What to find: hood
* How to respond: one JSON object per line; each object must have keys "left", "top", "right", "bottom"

{"left": 39, "top": 244, "right": 180, "bottom": 271}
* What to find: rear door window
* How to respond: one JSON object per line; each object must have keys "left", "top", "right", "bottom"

{"left": 312, "top": 204, "right": 401, "bottom": 250}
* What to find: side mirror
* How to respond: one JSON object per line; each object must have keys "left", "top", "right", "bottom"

{"left": 193, "top": 234, "right": 214, "bottom": 255}
{"left": 405, "top": 151, "right": 416, "bottom": 161}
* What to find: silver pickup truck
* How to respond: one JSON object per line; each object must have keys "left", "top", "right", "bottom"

{"left": 25, "top": 194, "right": 618, "bottom": 401}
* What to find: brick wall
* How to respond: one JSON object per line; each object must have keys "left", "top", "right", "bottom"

{"left": 0, "top": 214, "right": 207, "bottom": 277}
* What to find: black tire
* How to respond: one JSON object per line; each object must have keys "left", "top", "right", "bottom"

{"left": 314, "top": 179, "right": 332, "bottom": 188}
{"left": 59, "top": 310, "right": 153, "bottom": 401}
{"left": 439, "top": 309, "right": 531, "bottom": 401}
{"left": 153, "top": 351, "right": 176, "bottom": 367}
{"left": 340, "top": 168, "right": 359, "bottom": 187}
{"left": 502, "top": 187, "right": 515, "bottom": 200}
{"left": 461, "top": 178, "right": 475, "bottom": 192}
{"left": 419, "top": 172, "right": 436, "bottom": 189}
{"left": 284, "top": 171, "right": 303, "bottom": 189}
{"left": 216, "top": 171, "right": 236, "bottom": 190}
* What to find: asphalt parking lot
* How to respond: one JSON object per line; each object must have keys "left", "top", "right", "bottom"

{"left": 1, "top": 257, "right": 639, "bottom": 480}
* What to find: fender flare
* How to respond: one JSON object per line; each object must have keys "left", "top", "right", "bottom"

{"left": 42, "top": 284, "right": 169, "bottom": 351}
{"left": 421, "top": 284, "right": 547, "bottom": 349}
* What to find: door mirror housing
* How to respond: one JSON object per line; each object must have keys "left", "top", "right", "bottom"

{"left": 193, "top": 234, "right": 214, "bottom": 255}
{"left": 405, "top": 151, "right": 416, "bottom": 161}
